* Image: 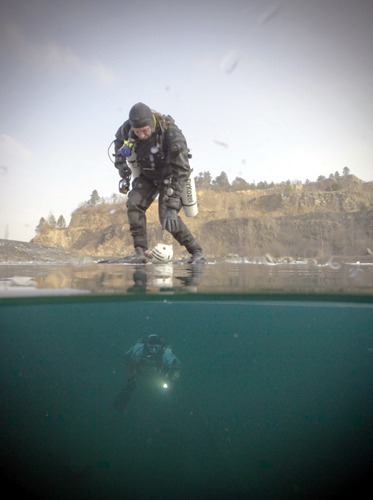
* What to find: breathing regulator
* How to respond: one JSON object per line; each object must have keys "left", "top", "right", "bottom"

{"left": 120, "top": 139, "right": 135, "bottom": 158}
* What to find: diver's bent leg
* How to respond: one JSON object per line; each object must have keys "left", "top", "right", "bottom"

{"left": 170, "top": 218, "right": 203, "bottom": 254}
{"left": 126, "top": 202, "right": 148, "bottom": 250}
{"left": 157, "top": 188, "right": 204, "bottom": 260}
{"left": 126, "top": 177, "right": 158, "bottom": 250}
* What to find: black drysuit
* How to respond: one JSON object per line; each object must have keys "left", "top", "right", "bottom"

{"left": 114, "top": 114, "right": 202, "bottom": 254}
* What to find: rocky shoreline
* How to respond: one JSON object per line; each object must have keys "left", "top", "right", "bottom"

{"left": 1, "top": 239, "right": 373, "bottom": 265}
{"left": 0, "top": 239, "right": 81, "bottom": 264}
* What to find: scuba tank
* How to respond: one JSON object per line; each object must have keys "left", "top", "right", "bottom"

{"left": 181, "top": 175, "right": 198, "bottom": 217}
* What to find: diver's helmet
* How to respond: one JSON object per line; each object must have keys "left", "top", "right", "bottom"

{"left": 150, "top": 243, "right": 173, "bottom": 263}
{"left": 147, "top": 334, "right": 163, "bottom": 355}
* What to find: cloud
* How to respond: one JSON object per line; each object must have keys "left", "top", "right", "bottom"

{"left": 89, "top": 60, "right": 117, "bottom": 85}
{"left": 0, "top": 134, "right": 33, "bottom": 163}
{"left": 4, "top": 23, "right": 116, "bottom": 85}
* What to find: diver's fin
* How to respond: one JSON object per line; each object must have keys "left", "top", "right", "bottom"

{"left": 99, "top": 249, "right": 149, "bottom": 264}
{"left": 113, "top": 377, "right": 136, "bottom": 411}
{"left": 98, "top": 257, "right": 129, "bottom": 264}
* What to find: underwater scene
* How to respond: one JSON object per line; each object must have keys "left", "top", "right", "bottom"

{"left": 0, "top": 260, "right": 372, "bottom": 499}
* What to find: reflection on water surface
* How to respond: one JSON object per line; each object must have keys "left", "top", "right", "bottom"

{"left": 0, "top": 258, "right": 372, "bottom": 297}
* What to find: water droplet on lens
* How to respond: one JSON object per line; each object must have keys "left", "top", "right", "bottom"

{"left": 220, "top": 50, "right": 239, "bottom": 74}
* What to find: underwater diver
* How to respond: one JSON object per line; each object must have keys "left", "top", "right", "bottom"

{"left": 113, "top": 334, "right": 181, "bottom": 411}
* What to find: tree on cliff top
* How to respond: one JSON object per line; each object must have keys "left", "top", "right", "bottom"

{"left": 35, "top": 217, "right": 49, "bottom": 234}
{"left": 88, "top": 190, "right": 101, "bottom": 205}
{"left": 47, "top": 212, "right": 56, "bottom": 227}
{"left": 57, "top": 215, "right": 66, "bottom": 228}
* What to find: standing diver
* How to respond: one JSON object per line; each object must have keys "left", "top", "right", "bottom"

{"left": 112, "top": 102, "right": 205, "bottom": 264}
{"left": 113, "top": 334, "right": 181, "bottom": 411}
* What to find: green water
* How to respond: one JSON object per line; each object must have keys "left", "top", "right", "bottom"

{"left": 1, "top": 295, "right": 372, "bottom": 499}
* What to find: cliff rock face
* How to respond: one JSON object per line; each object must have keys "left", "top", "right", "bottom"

{"left": 32, "top": 176, "right": 373, "bottom": 258}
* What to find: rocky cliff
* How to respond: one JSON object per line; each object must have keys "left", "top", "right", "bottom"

{"left": 32, "top": 175, "right": 373, "bottom": 259}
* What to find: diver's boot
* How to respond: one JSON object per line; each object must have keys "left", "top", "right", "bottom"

{"left": 123, "top": 247, "right": 148, "bottom": 264}
{"left": 187, "top": 249, "right": 206, "bottom": 265}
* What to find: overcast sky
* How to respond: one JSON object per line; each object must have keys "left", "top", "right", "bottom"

{"left": 1, "top": 0, "right": 372, "bottom": 241}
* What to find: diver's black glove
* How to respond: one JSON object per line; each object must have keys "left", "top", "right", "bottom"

{"left": 116, "top": 160, "right": 131, "bottom": 179}
{"left": 162, "top": 196, "right": 181, "bottom": 233}
{"left": 162, "top": 208, "right": 179, "bottom": 232}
